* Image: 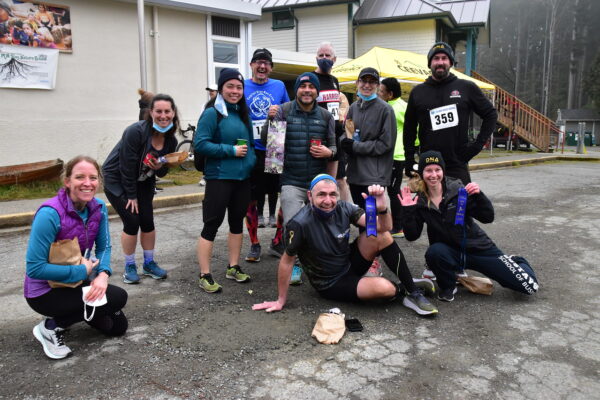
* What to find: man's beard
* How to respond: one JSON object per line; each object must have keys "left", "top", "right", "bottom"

{"left": 431, "top": 65, "right": 450, "bottom": 80}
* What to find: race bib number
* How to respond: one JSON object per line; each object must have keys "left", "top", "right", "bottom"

{"left": 252, "top": 119, "right": 266, "bottom": 141}
{"left": 327, "top": 102, "right": 340, "bottom": 121}
{"left": 429, "top": 104, "right": 458, "bottom": 131}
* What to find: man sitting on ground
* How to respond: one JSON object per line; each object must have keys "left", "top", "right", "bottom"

{"left": 252, "top": 174, "right": 437, "bottom": 316}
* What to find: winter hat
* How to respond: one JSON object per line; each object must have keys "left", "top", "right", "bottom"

{"left": 217, "top": 68, "right": 244, "bottom": 91}
{"left": 427, "top": 42, "right": 455, "bottom": 67}
{"left": 418, "top": 150, "right": 446, "bottom": 177}
{"left": 294, "top": 72, "right": 320, "bottom": 95}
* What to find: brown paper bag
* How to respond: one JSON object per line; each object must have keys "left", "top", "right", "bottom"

{"left": 311, "top": 313, "right": 346, "bottom": 344}
{"left": 344, "top": 119, "right": 355, "bottom": 139}
{"left": 163, "top": 151, "right": 189, "bottom": 166}
{"left": 48, "top": 237, "right": 83, "bottom": 289}
{"left": 457, "top": 276, "right": 494, "bottom": 295}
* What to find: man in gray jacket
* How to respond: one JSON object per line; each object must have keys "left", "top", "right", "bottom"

{"left": 341, "top": 67, "right": 396, "bottom": 210}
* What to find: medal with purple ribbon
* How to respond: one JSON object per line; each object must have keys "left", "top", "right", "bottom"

{"left": 365, "top": 195, "right": 377, "bottom": 237}
{"left": 454, "top": 187, "right": 467, "bottom": 226}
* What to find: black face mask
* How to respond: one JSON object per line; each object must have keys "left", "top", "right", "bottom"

{"left": 312, "top": 204, "right": 336, "bottom": 219}
{"left": 317, "top": 58, "right": 334, "bottom": 73}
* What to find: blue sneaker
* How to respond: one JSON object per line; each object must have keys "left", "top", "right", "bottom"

{"left": 143, "top": 260, "right": 167, "bottom": 280}
{"left": 123, "top": 263, "right": 140, "bottom": 284}
{"left": 290, "top": 264, "right": 303, "bottom": 285}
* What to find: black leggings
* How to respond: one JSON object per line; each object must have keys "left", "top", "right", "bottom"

{"left": 105, "top": 180, "right": 155, "bottom": 235}
{"left": 26, "top": 284, "right": 128, "bottom": 336}
{"left": 201, "top": 179, "right": 251, "bottom": 241}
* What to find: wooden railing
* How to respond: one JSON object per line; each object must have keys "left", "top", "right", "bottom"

{"left": 472, "top": 71, "right": 560, "bottom": 152}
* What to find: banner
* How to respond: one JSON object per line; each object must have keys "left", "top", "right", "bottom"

{"left": 0, "top": 44, "right": 58, "bottom": 89}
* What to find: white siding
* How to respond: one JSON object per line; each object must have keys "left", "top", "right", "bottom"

{"left": 356, "top": 20, "right": 436, "bottom": 56}
{"left": 252, "top": 11, "right": 296, "bottom": 52}
{"left": 0, "top": 0, "right": 208, "bottom": 166}
{"left": 252, "top": 4, "right": 349, "bottom": 58}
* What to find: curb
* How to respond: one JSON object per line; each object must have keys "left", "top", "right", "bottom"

{"left": 0, "top": 192, "right": 205, "bottom": 229}
{"left": 1, "top": 155, "right": 598, "bottom": 229}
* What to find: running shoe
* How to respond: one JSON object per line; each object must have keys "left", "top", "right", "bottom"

{"left": 123, "top": 263, "right": 140, "bottom": 284}
{"left": 143, "top": 260, "right": 167, "bottom": 279}
{"left": 245, "top": 243, "right": 261, "bottom": 263}
{"left": 412, "top": 277, "right": 436, "bottom": 296}
{"left": 390, "top": 229, "right": 404, "bottom": 238}
{"left": 422, "top": 266, "right": 436, "bottom": 281}
{"left": 269, "top": 215, "right": 276, "bottom": 228}
{"left": 198, "top": 273, "right": 222, "bottom": 293}
{"left": 198, "top": 178, "right": 206, "bottom": 186}
{"left": 269, "top": 240, "right": 284, "bottom": 257}
{"left": 226, "top": 265, "right": 251, "bottom": 282}
{"left": 402, "top": 290, "right": 438, "bottom": 316}
{"left": 437, "top": 287, "right": 458, "bottom": 302}
{"left": 290, "top": 264, "right": 303, "bottom": 285}
{"left": 258, "top": 216, "right": 265, "bottom": 228}
{"left": 32, "top": 319, "right": 72, "bottom": 360}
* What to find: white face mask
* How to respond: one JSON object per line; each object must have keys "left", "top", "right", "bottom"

{"left": 82, "top": 285, "right": 108, "bottom": 321}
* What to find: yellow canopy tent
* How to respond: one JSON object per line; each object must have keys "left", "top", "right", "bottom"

{"left": 332, "top": 46, "right": 494, "bottom": 92}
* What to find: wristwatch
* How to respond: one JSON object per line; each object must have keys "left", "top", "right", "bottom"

{"left": 377, "top": 208, "right": 388, "bottom": 215}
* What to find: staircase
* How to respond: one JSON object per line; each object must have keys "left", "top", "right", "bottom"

{"left": 472, "top": 71, "right": 560, "bottom": 152}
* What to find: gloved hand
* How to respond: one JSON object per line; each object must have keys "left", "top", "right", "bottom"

{"left": 340, "top": 138, "right": 355, "bottom": 156}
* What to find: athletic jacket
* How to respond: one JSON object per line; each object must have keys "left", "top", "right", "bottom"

{"left": 403, "top": 73, "right": 497, "bottom": 170}
{"left": 401, "top": 177, "right": 496, "bottom": 252}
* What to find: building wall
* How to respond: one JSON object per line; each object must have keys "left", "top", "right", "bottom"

{"left": 0, "top": 0, "right": 208, "bottom": 166}
{"left": 252, "top": 4, "right": 349, "bottom": 58}
{"left": 356, "top": 19, "right": 436, "bottom": 56}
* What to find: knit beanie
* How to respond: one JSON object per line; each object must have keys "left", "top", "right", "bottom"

{"left": 294, "top": 72, "right": 320, "bottom": 95}
{"left": 218, "top": 68, "right": 244, "bottom": 91}
{"left": 427, "top": 42, "right": 455, "bottom": 67}
{"left": 418, "top": 150, "right": 446, "bottom": 177}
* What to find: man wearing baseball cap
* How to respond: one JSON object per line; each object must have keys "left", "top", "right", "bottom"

{"left": 243, "top": 48, "right": 290, "bottom": 264}
{"left": 403, "top": 41, "right": 497, "bottom": 185}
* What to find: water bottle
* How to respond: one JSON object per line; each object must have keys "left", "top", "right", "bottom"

{"left": 353, "top": 129, "right": 360, "bottom": 142}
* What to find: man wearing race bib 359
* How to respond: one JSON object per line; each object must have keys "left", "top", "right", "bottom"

{"left": 403, "top": 42, "right": 497, "bottom": 185}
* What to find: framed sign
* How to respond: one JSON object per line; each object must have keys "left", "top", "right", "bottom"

{"left": 0, "top": 1, "right": 72, "bottom": 52}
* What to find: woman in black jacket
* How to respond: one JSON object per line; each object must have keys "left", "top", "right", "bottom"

{"left": 102, "top": 94, "right": 179, "bottom": 285}
{"left": 399, "top": 151, "right": 538, "bottom": 302}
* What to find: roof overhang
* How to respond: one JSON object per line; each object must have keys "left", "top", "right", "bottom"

{"left": 265, "top": 48, "right": 350, "bottom": 81}
{"left": 115, "top": 0, "right": 262, "bottom": 20}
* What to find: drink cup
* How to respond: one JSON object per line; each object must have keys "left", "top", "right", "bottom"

{"left": 310, "top": 138, "right": 322, "bottom": 147}
{"left": 236, "top": 139, "right": 248, "bottom": 146}
{"left": 143, "top": 153, "right": 157, "bottom": 167}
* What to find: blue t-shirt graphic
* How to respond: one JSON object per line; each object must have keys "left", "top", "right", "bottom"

{"left": 245, "top": 78, "right": 289, "bottom": 150}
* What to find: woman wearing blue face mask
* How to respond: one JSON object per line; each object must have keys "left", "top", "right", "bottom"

{"left": 102, "top": 94, "right": 179, "bottom": 285}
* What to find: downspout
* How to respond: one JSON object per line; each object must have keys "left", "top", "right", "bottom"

{"left": 292, "top": 8, "right": 298, "bottom": 52}
{"left": 151, "top": 6, "right": 160, "bottom": 91}
{"left": 137, "top": 0, "right": 147, "bottom": 89}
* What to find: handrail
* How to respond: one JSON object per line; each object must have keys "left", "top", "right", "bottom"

{"left": 472, "top": 71, "right": 559, "bottom": 152}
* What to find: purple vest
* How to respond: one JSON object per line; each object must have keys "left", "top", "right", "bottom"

{"left": 24, "top": 188, "right": 102, "bottom": 298}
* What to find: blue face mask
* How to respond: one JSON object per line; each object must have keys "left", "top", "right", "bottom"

{"left": 317, "top": 58, "right": 334, "bottom": 73}
{"left": 312, "top": 204, "right": 336, "bottom": 219}
{"left": 357, "top": 92, "right": 378, "bottom": 102}
{"left": 152, "top": 122, "right": 173, "bottom": 133}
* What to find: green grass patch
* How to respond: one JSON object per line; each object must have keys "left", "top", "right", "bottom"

{"left": 0, "top": 179, "right": 63, "bottom": 202}
{"left": 160, "top": 168, "right": 203, "bottom": 186}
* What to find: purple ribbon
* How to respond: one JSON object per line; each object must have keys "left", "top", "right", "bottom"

{"left": 365, "top": 195, "right": 377, "bottom": 237}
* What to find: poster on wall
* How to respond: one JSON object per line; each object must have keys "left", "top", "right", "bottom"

{"left": 0, "top": 44, "right": 58, "bottom": 89}
{"left": 0, "top": 1, "right": 72, "bottom": 52}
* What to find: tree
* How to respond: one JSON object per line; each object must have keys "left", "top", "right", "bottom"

{"left": 583, "top": 52, "right": 600, "bottom": 109}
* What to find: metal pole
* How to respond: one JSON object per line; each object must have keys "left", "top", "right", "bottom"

{"left": 137, "top": 0, "right": 147, "bottom": 90}
{"left": 576, "top": 122, "right": 585, "bottom": 154}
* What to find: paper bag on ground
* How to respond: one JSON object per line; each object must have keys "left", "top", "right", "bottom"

{"left": 311, "top": 312, "right": 346, "bottom": 344}
{"left": 457, "top": 276, "right": 494, "bottom": 295}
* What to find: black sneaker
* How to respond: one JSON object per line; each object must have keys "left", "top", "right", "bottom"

{"left": 269, "top": 240, "right": 284, "bottom": 257}
{"left": 437, "top": 287, "right": 458, "bottom": 302}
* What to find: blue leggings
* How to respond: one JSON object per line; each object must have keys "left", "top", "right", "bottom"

{"left": 425, "top": 243, "right": 538, "bottom": 295}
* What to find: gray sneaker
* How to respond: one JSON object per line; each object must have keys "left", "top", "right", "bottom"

{"left": 32, "top": 319, "right": 72, "bottom": 359}
{"left": 412, "top": 278, "right": 436, "bottom": 296}
{"left": 257, "top": 216, "right": 265, "bottom": 228}
{"left": 245, "top": 243, "right": 261, "bottom": 262}
{"left": 402, "top": 291, "right": 438, "bottom": 316}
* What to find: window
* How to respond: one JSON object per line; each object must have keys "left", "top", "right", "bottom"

{"left": 212, "top": 16, "right": 240, "bottom": 38}
{"left": 213, "top": 42, "right": 238, "bottom": 64}
{"left": 272, "top": 10, "right": 295, "bottom": 30}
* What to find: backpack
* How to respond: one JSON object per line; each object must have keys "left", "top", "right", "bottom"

{"left": 194, "top": 108, "right": 223, "bottom": 172}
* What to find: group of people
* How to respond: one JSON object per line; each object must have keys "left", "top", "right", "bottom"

{"left": 0, "top": 2, "right": 72, "bottom": 49}
{"left": 23, "top": 41, "right": 539, "bottom": 360}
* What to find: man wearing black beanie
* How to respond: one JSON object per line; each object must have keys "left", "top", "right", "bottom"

{"left": 403, "top": 41, "right": 497, "bottom": 185}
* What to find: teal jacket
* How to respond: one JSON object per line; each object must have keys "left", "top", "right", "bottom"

{"left": 194, "top": 103, "right": 256, "bottom": 180}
